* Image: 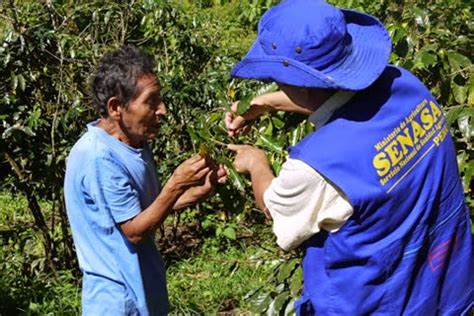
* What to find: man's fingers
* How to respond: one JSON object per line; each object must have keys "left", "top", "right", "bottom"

{"left": 241, "top": 125, "right": 251, "bottom": 136}
{"left": 227, "top": 144, "right": 253, "bottom": 152}
{"left": 195, "top": 166, "right": 210, "bottom": 180}
{"left": 187, "top": 154, "right": 205, "bottom": 163}
{"left": 224, "top": 112, "right": 234, "bottom": 129}
{"left": 230, "top": 101, "right": 239, "bottom": 113}
{"left": 227, "top": 103, "right": 269, "bottom": 136}
{"left": 227, "top": 144, "right": 244, "bottom": 152}
{"left": 229, "top": 116, "right": 246, "bottom": 130}
{"left": 204, "top": 170, "right": 214, "bottom": 185}
{"left": 218, "top": 165, "right": 227, "bottom": 175}
{"left": 216, "top": 165, "right": 227, "bottom": 178}
{"left": 217, "top": 173, "right": 227, "bottom": 184}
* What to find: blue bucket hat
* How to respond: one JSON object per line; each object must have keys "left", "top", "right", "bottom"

{"left": 230, "top": 0, "right": 391, "bottom": 90}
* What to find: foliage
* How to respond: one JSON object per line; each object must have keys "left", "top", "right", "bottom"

{"left": 0, "top": 192, "right": 81, "bottom": 315}
{"left": 166, "top": 227, "right": 279, "bottom": 314}
{"left": 244, "top": 256, "right": 302, "bottom": 315}
{"left": 0, "top": 192, "right": 279, "bottom": 315}
{"left": 0, "top": 0, "right": 472, "bottom": 313}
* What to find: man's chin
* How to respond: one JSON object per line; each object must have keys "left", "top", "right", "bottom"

{"left": 146, "top": 130, "right": 159, "bottom": 140}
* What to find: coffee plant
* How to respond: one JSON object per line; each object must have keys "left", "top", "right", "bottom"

{"left": 0, "top": 0, "right": 472, "bottom": 314}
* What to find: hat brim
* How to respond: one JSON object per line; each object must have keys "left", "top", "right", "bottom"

{"left": 230, "top": 9, "right": 391, "bottom": 91}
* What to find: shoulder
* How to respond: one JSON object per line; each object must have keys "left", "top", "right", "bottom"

{"left": 270, "top": 158, "right": 327, "bottom": 191}
{"left": 66, "top": 130, "right": 125, "bottom": 176}
{"left": 377, "top": 65, "right": 430, "bottom": 92}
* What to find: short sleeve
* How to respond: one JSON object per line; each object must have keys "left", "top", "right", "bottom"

{"left": 263, "top": 158, "right": 353, "bottom": 251}
{"left": 84, "top": 157, "right": 142, "bottom": 224}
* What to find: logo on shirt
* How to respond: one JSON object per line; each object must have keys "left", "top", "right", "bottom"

{"left": 372, "top": 99, "right": 448, "bottom": 193}
{"left": 428, "top": 237, "right": 457, "bottom": 272}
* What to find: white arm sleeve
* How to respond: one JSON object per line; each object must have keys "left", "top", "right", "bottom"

{"left": 263, "top": 158, "right": 353, "bottom": 251}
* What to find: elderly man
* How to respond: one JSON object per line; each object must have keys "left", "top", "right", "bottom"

{"left": 226, "top": 0, "right": 473, "bottom": 315}
{"left": 64, "top": 46, "right": 226, "bottom": 315}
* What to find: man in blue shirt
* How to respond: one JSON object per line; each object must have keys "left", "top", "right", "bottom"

{"left": 64, "top": 46, "right": 226, "bottom": 315}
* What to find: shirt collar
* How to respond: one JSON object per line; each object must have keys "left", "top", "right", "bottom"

{"left": 309, "top": 90, "right": 356, "bottom": 129}
{"left": 87, "top": 120, "right": 145, "bottom": 154}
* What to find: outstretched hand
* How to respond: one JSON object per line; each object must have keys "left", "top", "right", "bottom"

{"left": 224, "top": 95, "right": 272, "bottom": 137}
{"left": 169, "top": 154, "right": 210, "bottom": 190}
{"left": 172, "top": 156, "right": 227, "bottom": 211}
{"left": 227, "top": 144, "right": 274, "bottom": 216}
{"left": 227, "top": 144, "right": 269, "bottom": 175}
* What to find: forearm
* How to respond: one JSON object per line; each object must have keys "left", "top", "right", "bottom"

{"left": 259, "top": 91, "right": 310, "bottom": 114}
{"left": 249, "top": 163, "right": 275, "bottom": 215}
{"left": 172, "top": 186, "right": 207, "bottom": 211}
{"left": 120, "top": 177, "right": 185, "bottom": 244}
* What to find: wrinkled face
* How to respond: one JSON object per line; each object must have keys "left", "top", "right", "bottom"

{"left": 121, "top": 75, "right": 166, "bottom": 146}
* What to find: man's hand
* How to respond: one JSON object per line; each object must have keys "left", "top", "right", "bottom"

{"left": 119, "top": 155, "right": 225, "bottom": 244}
{"left": 173, "top": 163, "right": 227, "bottom": 210}
{"left": 225, "top": 90, "right": 316, "bottom": 137}
{"left": 167, "top": 154, "right": 210, "bottom": 191}
{"left": 227, "top": 144, "right": 270, "bottom": 174}
{"left": 225, "top": 94, "right": 274, "bottom": 137}
{"left": 228, "top": 144, "right": 274, "bottom": 216}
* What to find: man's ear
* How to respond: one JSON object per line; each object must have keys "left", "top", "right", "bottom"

{"left": 106, "top": 97, "right": 122, "bottom": 120}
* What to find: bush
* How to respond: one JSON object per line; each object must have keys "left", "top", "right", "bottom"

{"left": 0, "top": 0, "right": 472, "bottom": 313}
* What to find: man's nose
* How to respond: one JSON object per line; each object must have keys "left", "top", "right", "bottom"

{"left": 156, "top": 102, "right": 167, "bottom": 116}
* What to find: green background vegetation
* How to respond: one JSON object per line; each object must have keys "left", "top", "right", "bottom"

{"left": 1, "top": 0, "right": 472, "bottom": 314}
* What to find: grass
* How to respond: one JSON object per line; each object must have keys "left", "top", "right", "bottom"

{"left": 166, "top": 232, "right": 281, "bottom": 314}
{"left": 0, "top": 191, "right": 281, "bottom": 314}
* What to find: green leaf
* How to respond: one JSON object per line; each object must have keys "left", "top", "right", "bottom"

{"left": 457, "top": 151, "right": 468, "bottom": 171}
{"left": 267, "top": 291, "right": 290, "bottom": 315}
{"left": 457, "top": 108, "right": 474, "bottom": 141}
{"left": 222, "top": 226, "right": 236, "bottom": 240}
{"left": 277, "top": 258, "right": 298, "bottom": 283}
{"left": 289, "top": 266, "right": 302, "bottom": 296}
{"left": 227, "top": 166, "right": 246, "bottom": 192}
{"left": 2, "top": 125, "right": 35, "bottom": 139}
{"left": 412, "top": 8, "right": 429, "bottom": 28}
{"left": 387, "top": 24, "right": 407, "bottom": 44}
{"left": 467, "top": 76, "right": 474, "bottom": 107}
{"left": 289, "top": 125, "right": 304, "bottom": 146}
{"left": 22, "top": 126, "right": 35, "bottom": 137}
{"left": 445, "top": 107, "right": 463, "bottom": 126}
{"left": 452, "top": 81, "right": 468, "bottom": 104}
{"left": 17, "top": 74, "right": 26, "bottom": 91}
{"left": 284, "top": 297, "right": 297, "bottom": 316}
{"left": 447, "top": 52, "right": 471, "bottom": 73}
{"left": 11, "top": 74, "right": 18, "bottom": 91}
{"left": 250, "top": 292, "right": 272, "bottom": 314}
{"left": 186, "top": 126, "right": 203, "bottom": 142}
{"left": 237, "top": 95, "right": 252, "bottom": 115}
{"left": 263, "top": 121, "right": 274, "bottom": 136}
{"left": 271, "top": 158, "right": 283, "bottom": 175}
{"left": 271, "top": 117, "right": 285, "bottom": 129}
{"left": 461, "top": 159, "right": 474, "bottom": 194}
{"left": 104, "top": 11, "right": 112, "bottom": 24}
{"left": 413, "top": 51, "right": 437, "bottom": 69}
{"left": 244, "top": 286, "right": 262, "bottom": 301}
{"left": 255, "top": 82, "right": 278, "bottom": 96}
{"left": 256, "top": 134, "right": 283, "bottom": 153}
{"left": 207, "top": 112, "right": 221, "bottom": 124}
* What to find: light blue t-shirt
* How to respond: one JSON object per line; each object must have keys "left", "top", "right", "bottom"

{"left": 64, "top": 121, "right": 169, "bottom": 315}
